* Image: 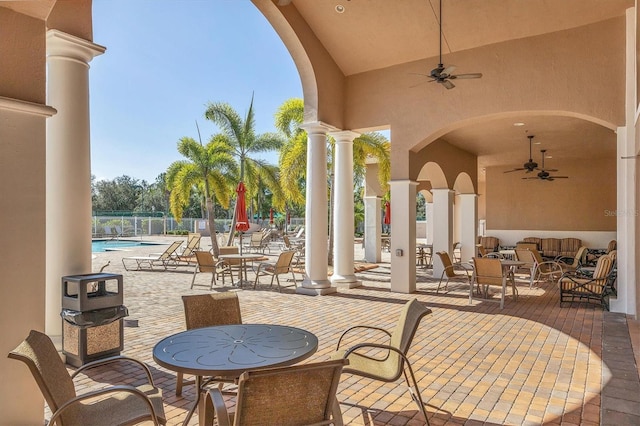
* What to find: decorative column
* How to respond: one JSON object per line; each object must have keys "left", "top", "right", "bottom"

{"left": 389, "top": 180, "right": 418, "bottom": 293}
{"left": 432, "top": 188, "right": 454, "bottom": 278}
{"left": 363, "top": 196, "right": 382, "bottom": 262}
{"left": 458, "top": 193, "right": 478, "bottom": 263}
{"left": 425, "top": 201, "right": 434, "bottom": 244}
{"left": 330, "top": 130, "right": 361, "bottom": 287}
{"left": 46, "top": 30, "right": 105, "bottom": 337}
{"left": 297, "top": 122, "right": 337, "bottom": 295}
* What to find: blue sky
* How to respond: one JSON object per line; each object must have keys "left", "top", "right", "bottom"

{"left": 90, "top": 0, "right": 302, "bottom": 183}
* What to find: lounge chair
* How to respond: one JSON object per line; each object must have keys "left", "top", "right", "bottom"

{"left": 559, "top": 254, "right": 615, "bottom": 310}
{"left": 121, "top": 240, "right": 182, "bottom": 271}
{"left": 8, "top": 330, "right": 166, "bottom": 425}
{"left": 175, "top": 232, "right": 201, "bottom": 264}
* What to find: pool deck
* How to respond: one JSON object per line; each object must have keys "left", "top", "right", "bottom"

{"left": 58, "top": 236, "right": 640, "bottom": 425}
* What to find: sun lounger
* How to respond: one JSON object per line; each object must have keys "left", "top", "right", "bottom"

{"left": 121, "top": 240, "right": 182, "bottom": 271}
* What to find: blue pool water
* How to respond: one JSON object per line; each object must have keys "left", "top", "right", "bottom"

{"left": 92, "top": 240, "right": 162, "bottom": 252}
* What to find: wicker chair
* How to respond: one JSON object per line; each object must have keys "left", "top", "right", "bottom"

{"left": 202, "top": 359, "right": 348, "bottom": 426}
{"left": 331, "top": 299, "right": 433, "bottom": 425}
{"left": 190, "top": 250, "right": 232, "bottom": 290}
{"left": 559, "top": 254, "right": 615, "bottom": 310}
{"left": 472, "top": 256, "right": 517, "bottom": 309}
{"left": 175, "top": 293, "right": 243, "bottom": 396}
{"left": 8, "top": 330, "right": 166, "bottom": 425}
{"left": 435, "top": 251, "right": 473, "bottom": 294}
{"left": 252, "top": 250, "right": 297, "bottom": 292}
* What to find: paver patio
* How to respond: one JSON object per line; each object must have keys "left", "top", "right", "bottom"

{"left": 53, "top": 236, "right": 640, "bottom": 425}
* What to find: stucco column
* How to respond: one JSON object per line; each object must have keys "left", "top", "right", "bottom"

{"left": 297, "top": 122, "right": 337, "bottom": 295}
{"left": 389, "top": 180, "right": 417, "bottom": 293}
{"left": 425, "top": 201, "right": 434, "bottom": 244}
{"left": 458, "top": 193, "right": 478, "bottom": 264}
{"left": 330, "top": 130, "right": 361, "bottom": 287}
{"left": 46, "top": 30, "right": 105, "bottom": 336}
{"left": 363, "top": 196, "right": 382, "bottom": 262}
{"left": 432, "top": 188, "right": 454, "bottom": 278}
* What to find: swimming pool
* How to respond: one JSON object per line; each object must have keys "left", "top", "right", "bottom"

{"left": 91, "top": 240, "right": 163, "bottom": 252}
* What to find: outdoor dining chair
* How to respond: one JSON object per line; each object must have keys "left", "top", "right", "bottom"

{"left": 8, "top": 329, "right": 166, "bottom": 425}
{"left": 190, "top": 250, "right": 232, "bottom": 290}
{"left": 472, "top": 256, "right": 517, "bottom": 309}
{"left": 176, "top": 293, "right": 243, "bottom": 396}
{"left": 331, "top": 298, "right": 433, "bottom": 425}
{"left": 558, "top": 253, "right": 615, "bottom": 310}
{"left": 434, "top": 251, "right": 473, "bottom": 294}
{"left": 252, "top": 250, "right": 297, "bottom": 292}
{"left": 202, "top": 359, "right": 348, "bottom": 426}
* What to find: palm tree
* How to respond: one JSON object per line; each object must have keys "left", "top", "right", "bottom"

{"left": 275, "top": 98, "right": 391, "bottom": 264}
{"left": 166, "top": 135, "right": 237, "bottom": 257}
{"left": 204, "top": 94, "right": 285, "bottom": 244}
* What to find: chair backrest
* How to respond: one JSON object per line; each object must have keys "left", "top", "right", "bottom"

{"left": 219, "top": 246, "right": 241, "bottom": 265}
{"left": 274, "top": 251, "right": 296, "bottom": 274}
{"left": 607, "top": 240, "right": 617, "bottom": 253}
{"left": 475, "top": 244, "right": 487, "bottom": 257}
{"left": 480, "top": 236, "right": 500, "bottom": 252}
{"left": 473, "top": 257, "right": 504, "bottom": 286}
{"left": 514, "top": 248, "right": 535, "bottom": 267}
{"left": 608, "top": 249, "right": 617, "bottom": 264}
{"left": 250, "top": 232, "right": 263, "bottom": 244}
{"left": 8, "top": 330, "right": 77, "bottom": 424}
{"left": 572, "top": 246, "right": 589, "bottom": 268}
{"left": 160, "top": 240, "right": 183, "bottom": 260}
{"left": 182, "top": 293, "right": 242, "bottom": 330}
{"left": 516, "top": 242, "right": 538, "bottom": 251}
{"left": 522, "top": 237, "right": 541, "bottom": 250}
{"left": 295, "top": 226, "right": 305, "bottom": 238}
{"left": 283, "top": 235, "right": 292, "bottom": 249}
{"left": 194, "top": 250, "right": 217, "bottom": 273}
{"left": 540, "top": 238, "right": 561, "bottom": 257}
{"left": 231, "top": 359, "right": 348, "bottom": 426}
{"left": 436, "top": 251, "right": 456, "bottom": 278}
{"left": 592, "top": 254, "right": 614, "bottom": 280}
{"left": 388, "top": 299, "right": 432, "bottom": 373}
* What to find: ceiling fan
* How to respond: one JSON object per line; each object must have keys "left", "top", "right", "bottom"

{"left": 522, "top": 149, "right": 568, "bottom": 181}
{"left": 413, "top": 0, "right": 483, "bottom": 89}
{"left": 504, "top": 135, "right": 539, "bottom": 174}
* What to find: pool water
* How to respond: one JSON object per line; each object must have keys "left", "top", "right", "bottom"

{"left": 91, "top": 240, "right": 162, "bottom": 252}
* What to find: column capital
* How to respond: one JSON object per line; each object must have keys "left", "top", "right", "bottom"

{"left": 431, "top": 187, "right": 454, "bottom": 194}
{"left": 47, "top": 29, "right": 106, "bottom": 63}
{"left": 458, "top": 192, "right": 478, "bottom": 199}
{"left": 389, "top": 179, "right": 419, "bottom": 188}
{"left": 299, "top": 121, "right": 338, "bottom": 135}
{"left": 329, "top": 130, "right": 360, "bottom": 142}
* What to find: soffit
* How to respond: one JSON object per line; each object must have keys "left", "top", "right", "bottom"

{"left": 1, "top": 0, "right": 55, "bottom": 20}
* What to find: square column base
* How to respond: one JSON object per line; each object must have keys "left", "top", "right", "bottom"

{"left": 333, "top": 279, "right": 362, "bottom": 289}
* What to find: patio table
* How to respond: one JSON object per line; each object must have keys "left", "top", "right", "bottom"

{"left": 153, "top": 324, "right": 318, "bottom": 426}
{"left": 218, "top": 252, "right": 264, "bottom": 287}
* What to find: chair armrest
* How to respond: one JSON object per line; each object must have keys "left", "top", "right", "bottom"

{"left": 49, "top": 385, "right": 161, "bottom": 426}
{"left": 342, "top": 342, "right": 410, "bottom": 365}
{"left": 335, "top": 325, "right": 391, "bottom": 350}
{"left": 71, "top": 355, "right": 155, "bottom": 386}
{"left": 204, "top": 388, "right": 231, "bottom": 426}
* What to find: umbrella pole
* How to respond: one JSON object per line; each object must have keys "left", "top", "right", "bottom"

{"left": 239, "top": 232, "right": 243, "bottom": 255}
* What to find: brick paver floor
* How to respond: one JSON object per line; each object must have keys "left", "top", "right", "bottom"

{"left": 54, "top": 236, "right": 640, "bottom": 425}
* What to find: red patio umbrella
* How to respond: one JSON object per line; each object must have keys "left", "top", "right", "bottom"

{"left": 269, "top": 208, "right": 274, "bottom": 225}
{"left": 235, "top": 182, "right": 249, "bottom": 254}
{"left": 383, "top": 201, "right": 391, "bottom": 225}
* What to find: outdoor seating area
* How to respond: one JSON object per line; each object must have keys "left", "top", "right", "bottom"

{"left": 21, "top": 237, "right": 629, "bottom": 425}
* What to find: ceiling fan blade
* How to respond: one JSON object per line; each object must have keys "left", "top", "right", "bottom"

{"left": 442, "top": 65, "right": 456, "bottom": 76}
{"left": 549, "top": 176, "right": 569, "bottom": 179}
{"left": 442, "top": 80, "right": 455, "bottom": 89}
{"left": 544, "top": 168, "right": 558, "bottom": 172}
{"left": 450, "top": 73, "right": 483, "bottom": 80}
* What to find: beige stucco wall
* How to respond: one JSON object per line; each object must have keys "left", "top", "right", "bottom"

{"left": 486, "top": 158, "right": 616, "bottom": 231}
{"left": 0, "top": 8, "right": 48, "bottom": 423}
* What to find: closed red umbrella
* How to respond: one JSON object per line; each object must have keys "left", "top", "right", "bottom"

{"left": 235, "top": 182, "right": 249, "bottom": 254}
{"left": 269, "top": 208, "right": 274, "bottom": 225}
{"left": 384, "top": 201, "right": 391, "bottom": 225}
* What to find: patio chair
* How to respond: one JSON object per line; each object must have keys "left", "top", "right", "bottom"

{"left": 190, "top": 250, "right": 232, "bottom": 290}
{"left": 176, "top": 293, "right": 243, "bottom": 396}
{"left": 121, "top": 240, "right": 182, "bottom": 271}
{"left": 472, "top": 256, "right": 517, "bottom": 309}
{"left": 252, "top": 250, "right": 297, "bottom": 292}
{"left": 176, "top": 232, "right": 201, "bottom": 263}
{"left": 218, "top": 246, "right": 242, "bottom": 285}
{"left": 202, "top": 359, "right": 348, "bottom": 426}
{"left": 606, "top": 239, "right": 617, "bottom": 253}
{"left": 530, "top": 247, "right": 564, "bottom": 284}
{"left": 434, "top": 251, "right": 473, "bottom": 294}
{"left": 243, "top": 232, "right": 264, "bottom": 253}
{"left": 559, "top": 253, "right": 615, "bottom": 310}
{"left": 331, "top": 299, "right": 433, "bottom": 425}
{"left": 8, "top": 330, "right": 166, "bottom": 426}
{"left": 555, "top": 246, "right": 588, "bottom": 273}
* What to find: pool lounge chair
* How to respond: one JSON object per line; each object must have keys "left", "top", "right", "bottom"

{"left": 121, "top": 241, "right": 182, "bottom": 271}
